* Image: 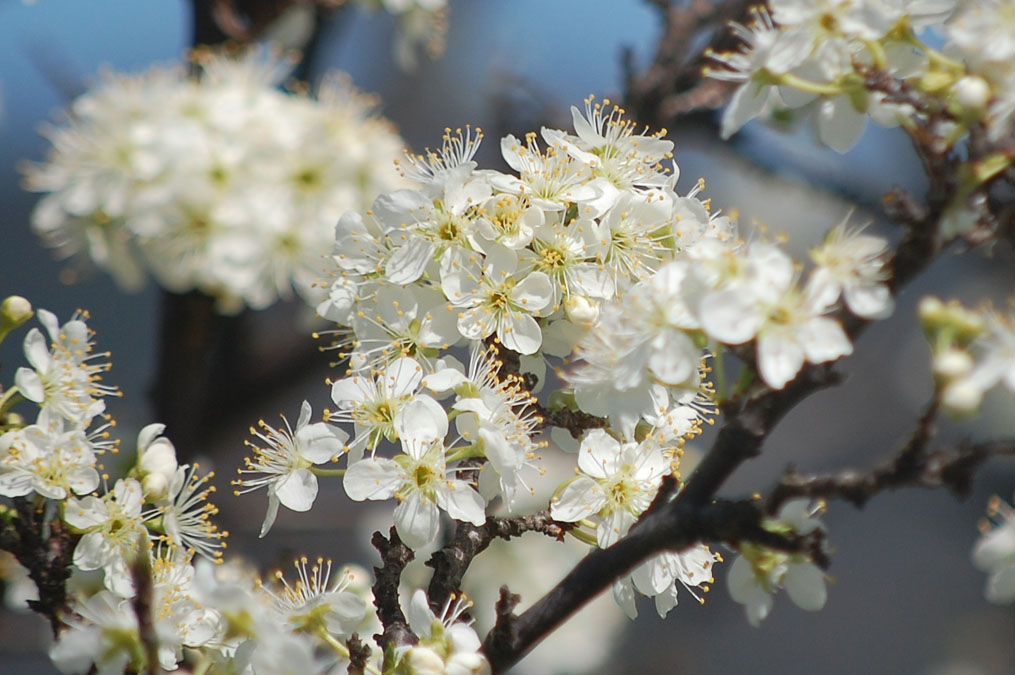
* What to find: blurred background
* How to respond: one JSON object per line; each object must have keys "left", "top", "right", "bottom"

{"left": 0, "top": 1, "right": 1012, "bottom": 673}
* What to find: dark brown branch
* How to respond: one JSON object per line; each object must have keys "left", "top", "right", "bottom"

{"left": 0, "top": 498, "right": 77, "bottom": 637}
{"left": 427, "top": 512, "right": 572, "bottom": 611}
{"left": 370, "top": 528, "right": 416, "bottom": 651}
{"left": 482, "top": 498, "right": 818, "bottom": 672}
{"left": 130, "top": 540, "right": 159, "bottom": 674}
{"left": 767, "top": 437, "right": 1015, "bottom": 512}
{"left": 625, "top": 0, "right": 755, "bottom": 128}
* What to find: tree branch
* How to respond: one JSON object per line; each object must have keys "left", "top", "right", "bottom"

{"left": 482, "top": 498, "right": 819, "bottom": 672}
{"left": 371, "top": 528, "right": 416, "bottom": 651}
{"left": 426, "top": 512, "right": 572, "bottom": 611}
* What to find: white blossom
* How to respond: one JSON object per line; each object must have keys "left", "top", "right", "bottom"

{"left": 233, "top": 401, "right": 348, "bottom": 538}
{"left": 972, "top": 494, "right": 1015, "bottom": 604}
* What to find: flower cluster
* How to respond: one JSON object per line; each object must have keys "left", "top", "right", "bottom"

{"left": 707, "top": 0, "right": 1015, "bottom": 155}
{"left": 235, "top": 96, "right": 888, "bottom": 624}
{"left": 366, "top": 0, "right": 450, "bottom": 70}
{"left": 919, "top": 296, "right": 1015, "bottom": 416}
{"left": 0, "top": 301, "right": 239, "bottom": 670}
{"left": 24, "top": 48, "right": 406, "bottom": 313}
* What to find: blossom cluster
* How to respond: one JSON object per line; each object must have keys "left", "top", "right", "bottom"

{"left": 366, "top": 0, "right": 449, "bottom": 70}
{"left": 24, "top": 48, "right": 406, "bottom": 313}
{"left": 226, "top": 97, "right": 895, "bottom": 622}
{"left": 919, "top": 296, "right": 1015, "bottom": 416}
{"left": 0, "top": 300, "right": 490, "bottom": 674}
{"left": 707, "top": 0, "right": 1015, "bottom": 153}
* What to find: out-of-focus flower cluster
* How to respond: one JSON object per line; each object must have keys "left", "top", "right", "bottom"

{"left": 24, "top": 48, "right": 406, "bottom": 313}
{"left": 363, "top": 0, "right": 449, "bottom": 70}
{"left": 972, "top": 494, "right": 1015, "bottom": 605}
{"left": 919, "top": 296, "right": 1015, "bottom": 416}
{"left": 708, "top": 0, "right": 1015, "bottom": 155}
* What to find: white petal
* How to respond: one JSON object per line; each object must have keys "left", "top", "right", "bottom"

{"left": 273, "top": 469, "right": 319, "bottom": 512}
{"left": 648, "top": 329, "right": 698, "bottom": 385}
{"left": 498, "top": 312, "right": 543, "bottom": 355}
{"left": 818, "top": 95, "right": 866, "bottom": 153}
{"left": 296, "top": 400, "right": 312, "bottom": 429}
{"left": 296, "top": 422, "right": 348, "bottom": 464}
{"left": 406, "top": 589, "right": 437, "bottom": 638}
{"left": 844, "top": 283, "right": 894, "bottom": 319}
{"left": 721, "top": 82, "right": 771, "bottom": 139}
{"left": 457, "top": 306, "right": 494, "bottom": 341}
{"left": 700, "top": 289, "right": 764, "bottom": 345}
{"left": 598, "top": 509, "right": 636, "bottom": 548}
{"left": 343, "top": 458, "right": 402, "bottom": 501}
{"left": 551, "top": 477, "right": 606, "bottom": 522}
{"left": 394, "top": 396, "right": 448, "bottom": 451}
{"left": 13, "top": 367, "right": 44, "bottom": 404}
{"left": 73, "top": 532, "right": 110, "bottom": 570}
{"left": 331, "top": 375, "right": 374, "bottom": 408}
{"left": 784, "top": 563, "right": 827, "bottom": 611}
{"left": 435, "top": 481, "right": 486, "bottom": 525}
{"left": 422, "top": 366, "right": 467, "bottom": 394}
{"left": 757, "top": 330, "right": 805, "bottom": 389}
{"left": 612, "top": 577, "right": 638, "bottom": 620}
{"left": 972, "top": 524, "right": 1015, "bottom": 570}
{"left": 394, "top": 495, "right": 440, "bottom": 550}
{"left": 799, "top": 318, "right": 853, "bottom": 364}
{"left": 510, "top": 272, "right": 553, "bottom": 311}
{"left": 386, "top": 234, "right": 435, "bottom": 286}
{"left": 383, "top": 357, "right": 424, "bottom": 398}
{"left": 577, "top": 429, "right": 621, "bottom": 478}
{"left": 21, "top": 328, "right": 50, "bottom": 372}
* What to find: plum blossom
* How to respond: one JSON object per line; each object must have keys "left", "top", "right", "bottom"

{"left": 551, "top": 428, "right": 673, "bottom": 548}
{"left": 328, "top": 356, "right": 427, "bottom": 462}
{"left": 399, "top": 589, "right": 491, "bottom": 675}
{"left": 233, "top": 401, "right": 348, "bottom": 538}
{"left": 24, "top": 48, "right": 406, "bottom": 312}
{"left": 809, "top": 217, "right": 894, "bottom": 319}
{"left": 261, "top": 556, "right": 366, "bottom": 636}
{"left": 423, "top": 343, "right": 544, "bottom": 505}
{"left": 14, "top": 308, "right": 117, "bottom": 427}
{"left": 700, "top": 243, "right": 852, "bottom": 389}
{"left": 49, "top": 590, "right": 141, "bottom": 675}
{"left": 0, "top": 422, "right": 100, "bottom": 500}
{"left": 440, "top": 242, "right": 553, "bottom": 355}
{"left": 64, "top": 478, "right": 147, "bottom": 598}
{"left": 343, "top": 397, "right": 485, "bottom": 549}
{"left": 727, "top": 499, "right": 828, "bottom": 626}
{"left": 972, "top": 494, "right": 1015, "bottom": 605}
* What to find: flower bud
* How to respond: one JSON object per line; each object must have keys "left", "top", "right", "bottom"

{"left": 919, "top": 296, "right": 984, "bottom": 346}
{"left": 142, "top": 471, "right": 170, "bottom": 501}
{"left": 405, "top": 646, "right": 445, "bottom": 674}
{"left": 942, "top": 379, "right": 983, "bottom": 417}
{"left": 139, "top": 437, "right": 178, "bottom": 477}
{"left": 933, "top": 347, "right": 974, "bottom": 380}
{"left": 564, "top": 295, "right": 599, "bottom": 328}
{"left": 953, "top": 75, "right": 991, "bottom": 110}
{"left": 0, "top": 296, "right": 33, "bottom": 344}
